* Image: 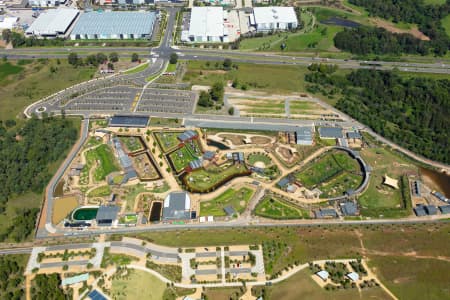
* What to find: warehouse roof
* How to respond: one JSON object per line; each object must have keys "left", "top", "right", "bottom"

{"left": 340, "top": 202, "right": 358, "bottom": 216}
{"left": 188, "top": 7, "right": 224, "bottom": 38}
{"left": 295, "top": 126, "right": 313, "bottom": 144}
{"left": 439, "top": 205, "right": 450, "bottom": 214}
{"left": 253, "top": 7, "right": 297, "bottom": 25}
{"left": 71, "top": 11, "right": 156, "bottom": 36}
{"left": 319, "top": 127, "right": 343, "bottom": 139}
{"left": 96, "top": 206, "right": 119, "bottom": 224}
{"left": 26, "top": 8, "right": 79, "bottom": 36}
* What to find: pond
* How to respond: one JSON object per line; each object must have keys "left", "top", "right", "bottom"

{"left": 149, "top": 202, "right": 162, "bottom": 222}
{"left": 321, "top": 17, "right": 361, "bottom": 28}
{"left": 420, "top": 167, "right": 450, "bottom": 198}
{"left": 207, "top": 139, "right": 230, "bottom": 150}
{"left": 72, "top": 206, "right": 99, "bottom": 221}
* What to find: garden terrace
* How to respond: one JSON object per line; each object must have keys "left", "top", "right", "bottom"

{"left": 254, "top": 195, "right": 309, "bottom": 219}
{"left": 200, "top": 187, "right": 255, "bottom": 217}
{"left": 182, "top": 164, "right": 251, "bottom": 193}
{"left": 154, "top": 131, "right": 182, "bottom": 153}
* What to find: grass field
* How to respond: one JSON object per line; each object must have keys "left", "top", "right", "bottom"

{"left": 247, "top": 153, "right": 272, "bottom": 167}
{"left": 294, "top": 150, "right": 362, "bottom": 198}
{"left": 123, "top": 62, "right": 149, "bottom": 75}
{"left": 358, "top": 147, "right": 417, "bottom": 218}
{"left": 85, "top": 144, "right": 120, "bottom": 182}
{"left": 111, "top": 270, "right": 166, "bottom": 300}
{"left": 125, "top": 222, "right": 450, "bottom": 298}
{"left": 254, "top": 196, "right": 306, "bottom": 219}
{"left": 149, "top": 117, "right": 180, "bottom": 127}
{"left": 154, "top": 131, "right": 180, "bottom": 153}
{"left": 87, "top": 185, "right": 111, "bottom": 197}
{"left": 200, "top": 187, "right": 254, "bottom": 216}
{"left": 52, "top": 196, "right": 78, "bottom": 224}
{"left": 183, "top": 61, "right": 310, "bottom": 93}
{"left": 0, "top": 62, "right": 24, "bottom": 82}
{"left": 0, "top": 59, "right": 95, "bottom": 121}
{"left": 368, "top": 256, "right": 450, "bottom": 300}
{"left": 442, "top": 14, "right": 450, "bottom": 37}
{"left": 253, "top": 269, "right": 390, "bottom": 300}
{"left": 119, "top": 136, "right": 143, "bottom": 152}
{"left": 184, "top": 164, "right": 250, "bottom": 192}
{"left": 203, "top": 287, "right": 244, "bottom": 300}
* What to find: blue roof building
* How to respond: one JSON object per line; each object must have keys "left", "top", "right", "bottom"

{"left": 439, "top": 205, "right": 450, "bottom": 214}
{"left": 340, "top": 202, "right": 358, "bottom": 216}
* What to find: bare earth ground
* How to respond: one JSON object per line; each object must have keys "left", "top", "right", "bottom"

{"left": 370, "top": 18, "right": 430, "bottom": 41}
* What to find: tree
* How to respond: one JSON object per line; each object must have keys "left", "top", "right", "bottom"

{"left": 107, "top": 62, "right": 114, "bottom": 70}
{"left": 109, "top": 52, "right": 119, "bottom": 62}
{"left": 2, "top": 29, "right": 12, "bottom": 43}
{"left": 169, "top": 52, "right": 178, "bottom": 64}
{"left": 67, "top": 53, "right": 79, "bottom": 66}
{"left": 228, "top": 107, "right": 234, "bottom": 115}
{"left": 96, "top": 53, "right": 107, "bottom": 64}
{"left": 210, "top": 82, "right": 224, "bottom": 102}
{"left": 223, "top": 58, "right": 232, "bottom": 70}
{"left": 131, "top": 53, "right": 139, "bottom": 62}
{"left": 198, "top": 91, "right": 213, "bottom": 107}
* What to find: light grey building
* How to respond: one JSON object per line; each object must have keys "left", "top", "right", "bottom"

{"left": 319, "top": 127, "right": 344, "bottom": 139}
{"left": 162, "top": 192, "right": 191, "bottom": 221}
{"left": 295, "top": 126, "right": 314, "bottom": 145}
{"left": 70, "top": 11, "right": 157, "bottom": 40}
{"left": 25, "top": 8, "right": 79, "bottom": 38}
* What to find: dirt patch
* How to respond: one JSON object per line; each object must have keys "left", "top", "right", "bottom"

{"left": 219, "top": 134, "right": 246, "bottom": 145}
{"left": 254, "top": 161, "right": 266, "bottom": 168}
{"left": 251, "top": 136, "right": 272, "bottom": 145}
{"left": 370, "top": 18, "right": 430, "bottom": 41}
{"left": 52, "top": 195, "right": 79, "bottom": 224}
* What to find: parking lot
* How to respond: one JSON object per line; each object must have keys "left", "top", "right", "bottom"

{"left": 64, "top": 86, "right": 138, "bottom": 112}
{"left": 136, "top": 88, "right": 196, "bottom": 114}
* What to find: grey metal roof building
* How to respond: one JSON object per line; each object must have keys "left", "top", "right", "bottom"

{"left": 314, "top": 208, "right": 338, "bottom": 219}
{"left": 346, "top": 131, "right": 362, "bottom": 139}
{"left": 178, "top": 130, "right": 198, "bottom": 142}
{"left": 109, "top": 115, "right": 149, "bottom": 127}
{"left": 223, "top": 205, "right": 236, "bottom": 216}
{"left": 295, "top": 126, "right": 314, "bottom": 145}
{"left": 70, "top": 11, "right": 157, "bottom": 40}
{"left": 424, "top": 205, "right": 438, "bottom": 215}
{"left": 96, "top": 205, "right": 119, "bottom": 226}
{"left": 340, "top": 202, "right": 358, "bottom": 216}
{"left": 26, "top": 8, "right": 80, "bottom": 38}
{"left": 319, "top": 127, "right": 344, "bottom": 139}
{"left": 163, "top": 192, "right": 191, "bottom": 220}
{"left": 414, "top": 205, "right": 427, "bottom": 217}
{"left": 439, "top": 205, "right": 450, "bottom": 214}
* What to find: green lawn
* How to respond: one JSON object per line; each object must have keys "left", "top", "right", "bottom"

{"left": 154, "top": 131, "right": 181, "bottom": 153}
{"left": 358, "top": 147, "right": 417, "bottom": 218}
{"left": 247, "top": 153, "right": 272, "bottom": 166}
{"left": 184, "top": 164, "right": 250, "bottom": 192}
{"left": 0, "top": 59, "right": 95, "bottom": 121}
{"left": 183, "top": 61, "right": 310, "bottom": 93}
{"left": 423, "top": 0, "right": 446, "bottom": 4}
{"left": 166, "top": 63, "right": 177, "bottom": 72}
{"left": 123, "top": 62, "right": 149, "bottom": 75}
{"left": 254, "top": 196, "right": 306, "bottom": 219}
{"left": 84, "top": 144, "right": 120, "bottom": 182}
{"left": 442, "top": 14, "right": 450, "bottom": 37}
{"left": 294, "top": 150, "right": 362, "bottom": 197}
{"left": 200, "top": 187, "right": 254, "bottom": 216}
{"left": 111, "top": 269, "right": 166, "bottom": 300}
{"left": 0, "top": 62, "right": 24, "bottom": 82}
{"left": 148, "top": 117, "right": 180, "bottom": 127}
{"left": 119, "top": 136, "right": 143, "bottom": 152}
{"left": 87, "top": 185, "right": 111, "bottom": 197}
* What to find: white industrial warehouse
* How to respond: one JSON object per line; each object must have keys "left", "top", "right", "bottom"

{"left": 70, "top": 11, "right": 157, "bottom": 40}
{"left": 186, "top": 7, "right": 227, "bottom": 43}
{"left": 252, "top": 7, "right": 298, "bottom": 32}
{"left": 25, "top": 8, "right": 80, "bottom": 38}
